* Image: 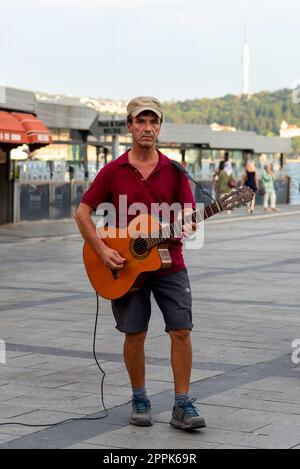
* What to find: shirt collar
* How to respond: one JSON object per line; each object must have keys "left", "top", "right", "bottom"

{"left": 117, "top": 150, "right": 171, "bottom": 167}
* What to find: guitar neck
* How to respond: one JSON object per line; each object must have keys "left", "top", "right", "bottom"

{"left": 147, "top": 201, "right": 222, "bottom": 249}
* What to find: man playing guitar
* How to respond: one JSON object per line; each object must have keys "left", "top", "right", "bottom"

{"left": 75, "top": 96, "right": 206, "bottom": 431}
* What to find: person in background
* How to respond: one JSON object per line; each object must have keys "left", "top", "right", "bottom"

{"left": 261, "top": 164, "right": 277, "bottom": 212}
{"left": 213, "top": 153, "right": 230, "bottom": 183}
{"left": 215, "top": 161, "right": 232, "bottom": 199}
{"left": 242, "top": 161, "right": 259, "bottom": 214}
{"left": 224, "top": 152, "right": 233, "bottom": 177}
{"left": 212, "top": 161, "right": 221, "bottom": 193}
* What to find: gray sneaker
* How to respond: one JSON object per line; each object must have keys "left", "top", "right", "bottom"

{"left": 130, "top": 396, "right": 153, "bottom": 427}
{"left": 170, "top": 398, "right": 206, "bottom": 431}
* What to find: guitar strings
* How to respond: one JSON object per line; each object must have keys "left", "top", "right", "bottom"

{"left": 99, "top": 223, "right": 187, "bottom": 260}
{"left": 117, "top": 192, "right": 248, "bottom": 255}
{"left": 95, "top": 191, "right": 248, "bottom": 260}
{"left": 89, "top": 206, "right": 218, "bottom": 279}
{"left": 89, "top": 191, "right": 250, "bottom": 279}
{"left": 89, "top": 220, "right": 186, "bottom": 275}
{"left": 97, "top": 208, "right": 208, "bottom": 258}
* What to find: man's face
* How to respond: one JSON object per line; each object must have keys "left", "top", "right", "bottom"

{"left": 127, "top": 111, "right": 161, "bottom": 148}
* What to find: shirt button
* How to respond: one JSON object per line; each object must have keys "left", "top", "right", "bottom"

{"left": 141, "top": 178, "right": 145, "bottom": 181}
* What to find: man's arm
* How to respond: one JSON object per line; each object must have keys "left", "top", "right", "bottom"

{"left": 75, "top": 203, "right": 125, "bottom": 271}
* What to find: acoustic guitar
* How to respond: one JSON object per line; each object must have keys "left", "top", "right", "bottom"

{"left": 83, "top": 187, "right": 253, "bottom": 300}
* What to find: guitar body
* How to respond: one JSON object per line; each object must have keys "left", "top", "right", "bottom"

{"left": 83, "top": 214, "right": 171, "bottom": 300}
{"left": 82, "top": 187, "right": 254, "bottom": 300}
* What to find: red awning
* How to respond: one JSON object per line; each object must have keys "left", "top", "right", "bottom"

{"left": 12, "top": 113, "right": 52, "bottom": 149}
{"left": 0, "top": 111, "right": 52, "bottom": 150}
{"left": 0, "top": 110, "right": 29, "bottom": 146}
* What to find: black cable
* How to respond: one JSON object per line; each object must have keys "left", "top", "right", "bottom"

{"left": 0, "top": 292, "right": 108, "bottom": 428}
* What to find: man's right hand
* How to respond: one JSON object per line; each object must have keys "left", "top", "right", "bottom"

{"left": 74, "top": 203, "right": 126, "bottom": 271}
{"left": 97, "top": 244, "right": 126, "bottom": 271}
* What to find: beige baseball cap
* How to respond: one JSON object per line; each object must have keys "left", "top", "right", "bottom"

{"left": 127, "top": 96, "right": 163, "bottom": 119}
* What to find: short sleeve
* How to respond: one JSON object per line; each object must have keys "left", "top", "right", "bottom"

{"left": 81, "top": 165, "right": 113, "bottom": 210}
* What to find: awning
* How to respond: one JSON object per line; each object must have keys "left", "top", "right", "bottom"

{"left": 0, "top": 110, "right": 52, "bottom": 151}
{"left": 12, "top": 112, "right": 52, "bottom": 149}
{"left": 0, "top": 110, "right": 29, "bottom": 146}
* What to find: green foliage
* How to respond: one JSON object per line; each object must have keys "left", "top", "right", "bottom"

{"left": 292, "top": 136, "right": 300, "bottom": 152}
{"left": 163, "top": 89, "right": 300, "bottom": 136}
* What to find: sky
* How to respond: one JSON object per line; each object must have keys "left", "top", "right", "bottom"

{"left": 0, "top": 0, "right": 299, "bottom": 101}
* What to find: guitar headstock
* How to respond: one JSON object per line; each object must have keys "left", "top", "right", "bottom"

{"left": 218, "top": 187, "right": 254, "bottom": 212}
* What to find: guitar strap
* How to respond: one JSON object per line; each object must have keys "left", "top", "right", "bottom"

{"left": 171, "top": 159, "right": 216, "bottom": 204}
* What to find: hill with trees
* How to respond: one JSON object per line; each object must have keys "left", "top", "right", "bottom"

{"left": 163, "top": 89, "right": 300, "bottom": 137}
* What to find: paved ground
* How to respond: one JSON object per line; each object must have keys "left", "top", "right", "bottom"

{"left": 0, "top": 205, "right": 300, "bottom": 449}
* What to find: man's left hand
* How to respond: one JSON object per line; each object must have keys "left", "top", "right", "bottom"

{"left": 182, "top": 221, "right": 198, "bottom": 238}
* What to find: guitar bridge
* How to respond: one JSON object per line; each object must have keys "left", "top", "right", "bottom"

{"left": 158, "top": 244, "right": 172, "bottom": 269}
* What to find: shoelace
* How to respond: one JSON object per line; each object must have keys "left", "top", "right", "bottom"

{"left": 178, "top": 398, "right": 199, "bottom": 416}
{"left": 131, "top": 397, "right": 151, "bottom": 414}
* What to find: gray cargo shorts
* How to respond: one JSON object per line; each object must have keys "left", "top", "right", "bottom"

{"left": 111, "top": 268, "right": 193, "bottom": 334}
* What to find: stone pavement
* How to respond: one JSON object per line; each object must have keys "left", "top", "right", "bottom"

{"left": 0, "top": 205, "right": 299, "bottom": 449}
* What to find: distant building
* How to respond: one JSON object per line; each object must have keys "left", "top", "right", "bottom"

{"left": 36, "top": 92, "right": 127, "bottom": 115}
{"left": 280, "top": 120, "right": 300, "bottom": 138}
{"left": 0, "top": 86, "right": 293, "bottom": 225}
{"left": 211, "top": 123, "right": 236, "bottom": 132}
{"left": 79, "top": 97, "right": 127, "bottom": 114}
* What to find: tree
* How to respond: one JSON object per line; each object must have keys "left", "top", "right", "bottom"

{"left": 163, "top": 89, "right": 300, "bottom": 136}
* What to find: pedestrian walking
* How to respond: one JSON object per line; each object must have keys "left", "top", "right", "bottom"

{"left": 261, "top": 164, "right": 277, "bottom": 212}
{"left": 215, "top": 161, "right": 233, "bottom": 199}
{"left": 242, "top": 161, "right": 259, "bottom": 214}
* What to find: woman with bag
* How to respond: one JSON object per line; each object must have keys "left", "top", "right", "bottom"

{"left": 242, "top": 161, "right": 259, "bottom": 214}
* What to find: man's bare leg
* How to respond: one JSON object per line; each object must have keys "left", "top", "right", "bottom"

{"left": 124, "top": 331, "right": 147, "bottom": 388}
{"left": 124, "top": 331, "right": 152, "bottom": 426}
{"left": 169, "top": 329, "right": 206, "bottom": 430}
{"left": 169, "top": 329, "right": 192, "bottom": 393}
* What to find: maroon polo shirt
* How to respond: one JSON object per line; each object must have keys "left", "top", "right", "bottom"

{"left": 81, "top": 150, "right": 195, "bottom": 275}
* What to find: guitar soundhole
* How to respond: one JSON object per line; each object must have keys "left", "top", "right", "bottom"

{"left": 133, "top": 238, "right": 148, "bottom": 256}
